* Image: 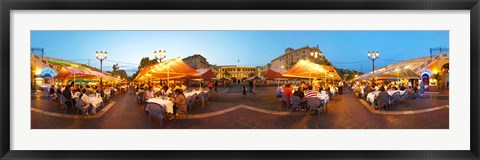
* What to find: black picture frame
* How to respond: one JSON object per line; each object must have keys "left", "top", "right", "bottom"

{"left": 1, "top": 0, "right": 479, "bottom": 159}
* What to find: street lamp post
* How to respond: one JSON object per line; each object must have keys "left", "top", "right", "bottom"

{"left": 154, "top": 50, "right": 167, "bottom": 63}
{"left": 154, "top": 50, "right": 167, "bottom": 85}
{"left": 95, "top": 51, "right": 108, "bottom": 87}
{"left": 367, "top": 51, "right": 380, "bottom": 83}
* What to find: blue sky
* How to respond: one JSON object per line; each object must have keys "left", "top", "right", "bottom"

{"left": 31, "top": 31, "right": 449, "bottom": 76}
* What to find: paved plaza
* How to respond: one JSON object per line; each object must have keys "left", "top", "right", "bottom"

{"left": 31, "top": 84, "right": 449, "bottom": 129}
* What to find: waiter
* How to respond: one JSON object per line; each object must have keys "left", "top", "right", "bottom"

{"left": 338, "top": 81, "right": 344, "bottom": 95}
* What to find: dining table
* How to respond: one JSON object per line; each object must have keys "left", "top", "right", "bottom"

{"left": 146, "top": 97, "right": 174, "bottom": 113}
{"left": 146, "top": 90, "right": 206, "bottom": 113}
{"left": 88, "top": 96, "right": 103, "bottom": 114}
{"left": 366, "top": 90, "right": 406, "bottom": 104}
{"left": 316, "top": 91, "right": 330, "bottom": 102}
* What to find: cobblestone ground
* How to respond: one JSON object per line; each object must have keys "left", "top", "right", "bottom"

{"left": 31, "top": 84, "right": 449, "bottom": 129}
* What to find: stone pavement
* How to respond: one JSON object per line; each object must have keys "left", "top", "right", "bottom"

{"left": 31, "top": 86, "right": 449, "bottom": 129}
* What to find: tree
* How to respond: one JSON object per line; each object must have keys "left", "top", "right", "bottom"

{"left": 112, "top": 63, "right": 119, "bottom": 77}
{"left": 335, "top": 68, "right": 362, "bottom": 81}
{"left": 248, "top": 72, "right": 256, "bottom": 77}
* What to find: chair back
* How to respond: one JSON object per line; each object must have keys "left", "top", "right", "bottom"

{"left": 378, "top": 99, "right": 388, "bottom": 107}
{"left": 146, "top": 103, "right": 165, "bottom": 115}
{"left": 290, "top": 96, "right": 302, "bottom": 107}
{"left": 75, "top": 98, "right": 86, "bottom": 108}
{"left": 392, "top": 92, "right": 400, "bottom": 100}
{"left": 401, "top": 90, "right": 408, "bottom": 98}
{"left": 203, "top": 91, "right": 209, "bottom": 100}
{"left": 138, "top": 92, "right": 145, "bottom": 98}
{"left": 307, "top": 97, "right": 321, "bottom": 109}
{"left": 282, "top": 92, "right": 289, "bottom": 102}
{"left": 378, "top": 92, "right": 390, "bottom": 103}
{"left": 58, "top": 94, "right": 67, "bottom": 103}
{"left": 137, "top": 92, "right": 145, "bottom": 103}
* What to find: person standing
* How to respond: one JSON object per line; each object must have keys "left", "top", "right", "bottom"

{"left": 242, "top": 80, "right": 247, "bottom": 95}
{"left": 62, "top": 81, "right": 75, "bottom": 107}
{"left": 207, "top": 81, "right": 213, "bottom": 92}
{"left": 338, "top": 81, "right": 344, "bottom": 95}
{"left": 248, "top": 80, "right": 254, "bottom": 93}
{"left": 252, "top": 80, "right": 257, "bottom": 95}
{"left": 214, "top": 80, "right": 218, "bottom": 93}
{"left": 276, "top": 84, "right": 284, "bottom": 98}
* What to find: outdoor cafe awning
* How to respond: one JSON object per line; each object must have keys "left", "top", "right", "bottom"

{"left": 263, "top": 68, "right": 288, "bottom": 79}
{"left": 282, "top": 60, "right": 342, "bottom": 80}
{"left": 56, "top": 66, "right": 110, "bottom": 79}
{"left": 182, "top": 68, "right": 217, "bottom": 80}
{"left": 356, "top": 65, "right": 419, "bottom": 80}
{"left": 134, "top": 58, "right": 198, "bottom": 81}
{"left": 246, "top": 76, "right": 265, "bottom": 81}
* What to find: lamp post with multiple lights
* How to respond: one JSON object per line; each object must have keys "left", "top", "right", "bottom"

{"left": 95, "top": 51, "right": 108, "bottom": 87}
{"left": 367, "top": 51, "right": 380, "bottom": 83}
{"left": 154, "top": 50, "right": 167, "bottom": 62}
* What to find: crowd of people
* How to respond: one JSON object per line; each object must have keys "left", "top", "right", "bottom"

{"left": 351, "top": 80, "right": 419, "bottom": 110}
{"left": 135, "top": 81, "right": 205, "bottom": 120}
{"left": 47, "top": 81, "right": 124, "bottom": 117}
{"left": 274, "top": 81, "right": 345, "bottom": 112}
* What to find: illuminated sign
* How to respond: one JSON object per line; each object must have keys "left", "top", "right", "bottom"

{"left": 40, "top": 68, "right": 57, "bottom": 77}
{"left": 419, "top": 69, "right": 432, "bottom": 77}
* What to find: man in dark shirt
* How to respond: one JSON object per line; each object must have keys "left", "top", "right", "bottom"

{"left": 293, "top": 88, "right": 305, "bottom": 99}
{"left": 293, "top": 88, "right": 306, "bottom": 110}
{"left": 399, "top": 84, "right": 406, "bottom": 91}
{"left": 248, "top": 80, "right": 254, "bottom": 93}
{"left": 62, "top": 82, "right": 75, "bottom": 107}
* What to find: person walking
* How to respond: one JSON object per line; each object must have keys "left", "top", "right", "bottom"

{"left": 248, "top": 80, "right": 254, "bottom": 93}
{"left": 242, "top": 80, "right": 247, "bottom": 95}
{"left": 252, "top": 80, "right": 257, "bottom": 95}
{"left": 338, "top": 81, "right": 344, "bottom": 95}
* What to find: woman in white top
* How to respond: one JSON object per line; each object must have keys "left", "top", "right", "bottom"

{"left": 143, "top": 87, "right": 155, "bottom": 110}
{"left": 79, "top": 89, "right": 94, "bottom": 115}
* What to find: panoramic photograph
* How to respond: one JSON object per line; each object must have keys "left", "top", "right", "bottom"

{"left": 30, "top": 31, "right": 449, "bottom": 129}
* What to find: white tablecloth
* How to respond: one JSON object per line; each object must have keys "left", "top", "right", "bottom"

{"left": 184, "top": 90, "right": 204, "bottom": 98}
{"left": 146, "top": 97, "right": 174, "bottom": 113}
{"left": 72, "top": 92, "right": 81, "bottom": 99}
{"left": 316, "top": 92, "right": 330, "bottom": 102}
{"left": 366, "top": 90, "right": 405, "bottom": 104}
{"left": 146, "top": 90, "right": 206, "bottom": 113}
{"left": 88, "top": 96, "right": 103, "bottom": 114}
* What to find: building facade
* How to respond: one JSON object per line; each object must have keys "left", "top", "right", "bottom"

{"left": 256, "top": 63, "right": 270, "bottom": 77}
{"left": 217, "top": 65, "right": 257, "bottom": 79}
{"left": 270, "top": 45, "right": 323, "bottom": 70}
{"left": 182, "top": 54, "right": 210, "bottom": 69}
